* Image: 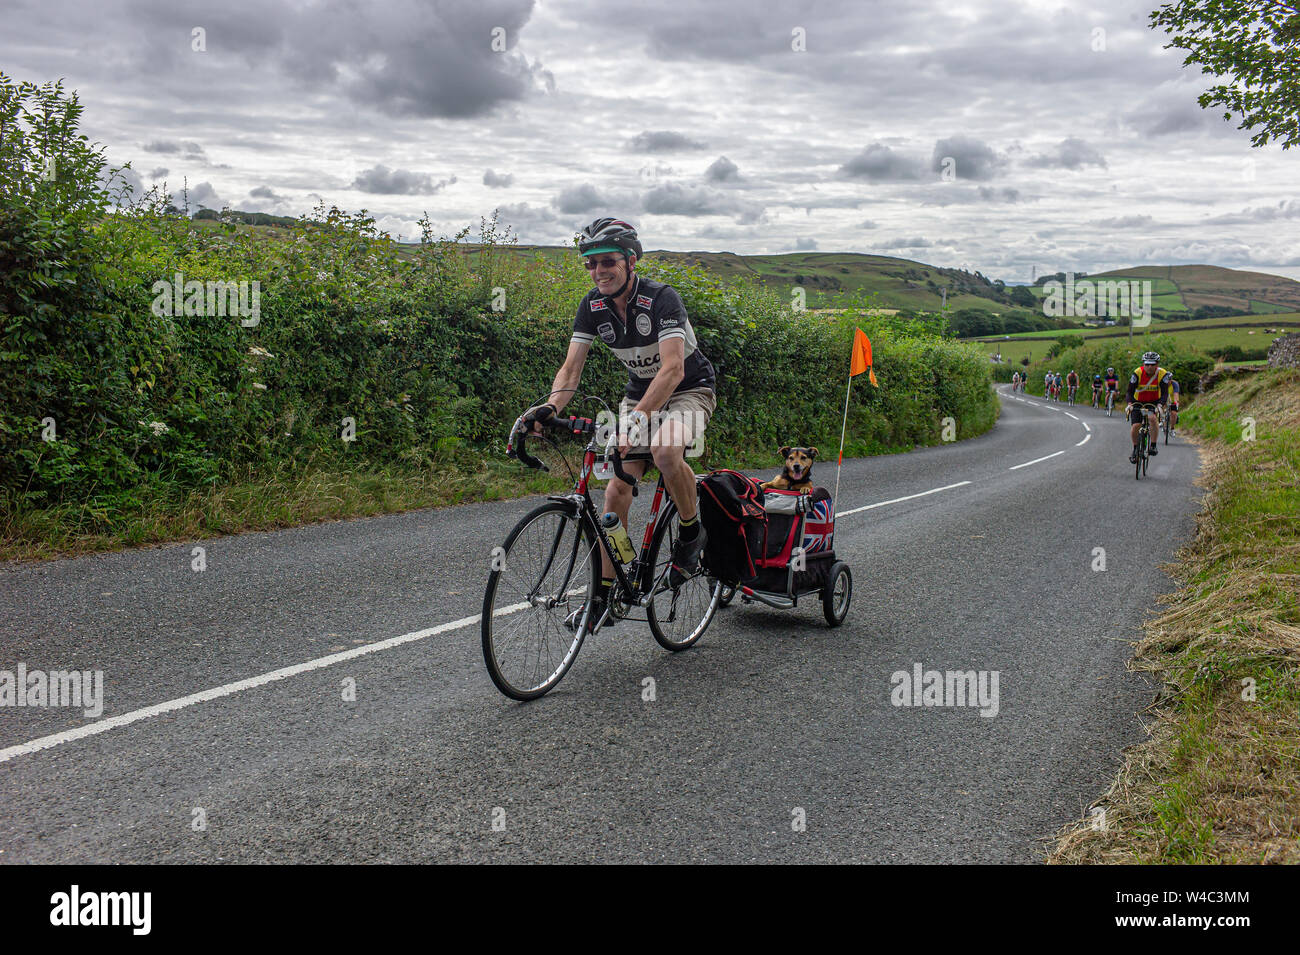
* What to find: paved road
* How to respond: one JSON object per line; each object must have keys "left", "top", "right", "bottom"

{"left": 0, "top": 388, "right": 1201, "bottom": 863}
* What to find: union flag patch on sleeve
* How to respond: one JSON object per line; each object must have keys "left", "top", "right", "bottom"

{"left": 636, "top": 294, "right": 654, "bottom": 309}
{"left": 590, "top": 298, "right": 608, "bottom": 311}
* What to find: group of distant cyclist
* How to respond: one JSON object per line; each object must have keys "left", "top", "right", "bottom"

{"left": 1008, "top": 351, "right": 1181, "bottom": 465}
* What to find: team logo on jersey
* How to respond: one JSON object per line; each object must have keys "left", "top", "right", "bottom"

{"left": 636, "top": 294, "right": 653, "bottom": 310}
{"left": 597, "top": 322, "right": 616, "bottom": 343}
{"left": 636, "top": 312, "right": 652, "bottom": 335}
{"left": 590, "top": 297, "right": 608, "bottom": 311}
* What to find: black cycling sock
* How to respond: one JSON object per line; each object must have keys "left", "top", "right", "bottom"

{"left": 598, "top": 576, "right": 613, "bottom": 597}
{"left": 678, "top": 513, "right": 700, "bottom": 543}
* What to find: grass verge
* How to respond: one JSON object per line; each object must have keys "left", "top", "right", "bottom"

{"left": 1049, "top": 368, "right": 1300, "bottom": 864}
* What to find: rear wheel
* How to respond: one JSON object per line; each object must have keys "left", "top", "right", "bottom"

{"left": 482, "top": 501, "right": 600, "bottom": 700}
{"left": 822, "top": 562, "right": 852, "bottom": 627}
{"left": 645, "top": 502, "right": 722, "bottom": 651}
{"left": 1135, "top": 435, "right": 1143, "bottom": 480}
{"left": 717, "top": 582, "right": 737, "bottom": 607}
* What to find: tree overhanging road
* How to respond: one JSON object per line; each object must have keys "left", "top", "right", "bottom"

{"left": 0, "top": 388, "right": 1203, "bottom": 863}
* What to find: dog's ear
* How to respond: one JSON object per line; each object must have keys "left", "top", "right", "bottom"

{"left": 780, "top": 446, "right": 792, "bottom": 458}
{"left": 808, "top": 447, "right": 818, "bottom": 458}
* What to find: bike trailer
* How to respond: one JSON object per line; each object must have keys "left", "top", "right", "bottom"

{"left": 753, "top": 487, "right": 836, "bottom": 595}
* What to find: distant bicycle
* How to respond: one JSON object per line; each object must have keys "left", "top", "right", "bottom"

{"left": 1105, "top": 389, "right": 1117, "bottom": 417}
{"left": 1067, "top": 385, "right": 1078, "bottom": 407}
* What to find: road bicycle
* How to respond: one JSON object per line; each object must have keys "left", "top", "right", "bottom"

{"left": 482, "top": 406, "right": 726, "bottom": 700}
{"left": 1133, "top": 402, "right": 1159, "bottom": 480}
{"left": 1091, "top": 386, "right": 1101, "bottom": 409}
{"left": 1067, "top": 384, "right": 1078, "bottom": 406}
{"left": 1164, "top": 403, "right": 1176, "bottom": 444}
{"left": 1105, "top": 389, "right": 1117, "bottom": 417}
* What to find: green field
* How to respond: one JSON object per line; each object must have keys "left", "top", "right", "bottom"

{"left": 980, "top": 313, "right": 1299, "bottom": 365}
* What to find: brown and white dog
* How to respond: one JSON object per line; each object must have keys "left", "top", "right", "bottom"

{"left": 760, "top": 446, "right": 818, "bottom": 492}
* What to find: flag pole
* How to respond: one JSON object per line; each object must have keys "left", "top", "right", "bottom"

{"left": 834, "top": 369, "right": 852, "bottom": 518}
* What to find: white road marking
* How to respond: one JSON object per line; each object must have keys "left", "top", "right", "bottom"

{"left": 1076, "top": 432, "right": 1092, "bottom": 447}
{"left": 837, "top": 481, "right": 972, "bottom": 517}
{"left": 1064, "top": 412, "right": 1078, "bottom": 420}
{"left": 1084, "top": 422, "right": 1091, "bottom": 432}
{"left": 1008, "top": 450, "right": 1066, "bottom": 470}
{"left": 0, "top": 604, "right": 531, "bottom": 764}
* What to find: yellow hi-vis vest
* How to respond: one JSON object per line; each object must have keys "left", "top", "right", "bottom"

{"left": 1133, "top": 365, "right": 1168, "bottom": 402}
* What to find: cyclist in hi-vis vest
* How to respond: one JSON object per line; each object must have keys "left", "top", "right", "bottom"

{"left": 1126, "top": 351, "right": 1171, "bottom": 463}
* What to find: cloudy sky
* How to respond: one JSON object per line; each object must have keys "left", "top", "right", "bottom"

{"left": 3, "top": 0, "right": 1297, "bottom": 281}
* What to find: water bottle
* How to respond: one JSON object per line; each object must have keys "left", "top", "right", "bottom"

{"left": 602, "top": 512, "right": 635, "bottom": 564}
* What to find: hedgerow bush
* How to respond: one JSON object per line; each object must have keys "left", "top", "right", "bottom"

{"left": 1022, "top": 337, "right": 1213, "bottom": 398}
{"left": 1, "top": 73, "right": 997, "bottom": 531}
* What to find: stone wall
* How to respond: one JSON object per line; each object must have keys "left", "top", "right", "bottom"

{"left": 1268, "top": 333, "right": 1300, "bottom": 369}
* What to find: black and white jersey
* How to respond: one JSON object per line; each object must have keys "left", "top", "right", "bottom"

{"left": 571, "top": 274, "right": 716, "bottom": 402}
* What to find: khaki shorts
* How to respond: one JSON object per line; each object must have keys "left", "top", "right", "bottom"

{"left": 616, "top": 387, "right": 716, "bottom": 459}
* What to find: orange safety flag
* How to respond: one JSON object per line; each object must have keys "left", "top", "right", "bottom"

{"left": 849, "top": 327, "right": 879, "bottom": 387}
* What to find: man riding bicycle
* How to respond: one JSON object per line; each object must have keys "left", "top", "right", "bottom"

{"left": 1104, "top": 366, "right": 1120, "bottom": 406}
{"left": 1091, "top": 373, "right": 1103, "bottom": 406}
{"left": 1066, "top": 369, "right": 1079, "bottom": 402}
{"left": 1126, "top": 351, "right": 1170, "bottom": 463}
{"left": 520, "top": 218, "right": 717, "bottom": 631}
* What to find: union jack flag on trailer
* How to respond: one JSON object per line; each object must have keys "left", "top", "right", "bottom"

{"left": 801, "top": 497, "right": 834, "bottom": 553}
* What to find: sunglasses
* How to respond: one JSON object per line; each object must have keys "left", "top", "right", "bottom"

{"left": 584, "top": 257, "right": 622, "bottom": 270}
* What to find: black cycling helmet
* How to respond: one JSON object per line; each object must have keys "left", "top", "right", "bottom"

{"left": 578, "top": 218, "right": 643, "bottom": 259}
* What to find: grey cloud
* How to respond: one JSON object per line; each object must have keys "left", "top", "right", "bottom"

{"left": 839, "top": 143, "right": 924, "bottom": 181}
{"left": 1202, "top": 200, "right": 1300, "bottom": 225}
{"left": 130, "top": 0, "right": 550, "bottom": 119}
{"left": 642, "top": 182, "right": 764, "bottom": 223}
{"left": 250, "top": 185, "right": 282, "bottom": 199}
{"left": 628, "top": 131, "right": 706, "bottom": 152}
{"left": 977, "top": 186, "right": 1021, "bottom": 203}
{"left": 1092, "top": 215, "right": 1154, "bottom": 228}
{"left": 792, "top": 237, "right": 818, "bottom": 250}
{"left": 351, "top": 165, "right": 454, "bottom": 195}
{"left": 1025, "top": 137, "right": 1107, "bottom": 170}
{"left": 148, "top": 167, "right": 169, "bottom": 179}
{"left": 483, "top": 169, "right": 515, "bottom": 188}
{"left": 143, "top": 140, "right": 205, "bottom": 156}
{"left": 186, "top": 181, "right": 225, "bottom": 210}
{"left": 553, "top": 183, "right": 607, "bottom": 214}
{"left": 877, "top": 236, "right": 932, "bottom": 249}
{"left": 858, "top": 220, "right": 879, "bottom": 229}
{"left": 705, "top": 156, "right": 740, "bottom": 182}
{"left": 932, "top": 136, "right": 1006, "bottom": 181}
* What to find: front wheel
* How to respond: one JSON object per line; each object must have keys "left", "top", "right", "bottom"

{"left": 822, "top": 562, "right": 852, "bottom": 626}
{"left": 482, "top": 500, "right": 600, "bottom": 700}
{"left": 645, "top": 502, "right": 722, "bottom": 651}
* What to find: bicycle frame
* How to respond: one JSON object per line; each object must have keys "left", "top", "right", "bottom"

{"left": 547, "top": 440, "right": 676, "bottom": 609}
